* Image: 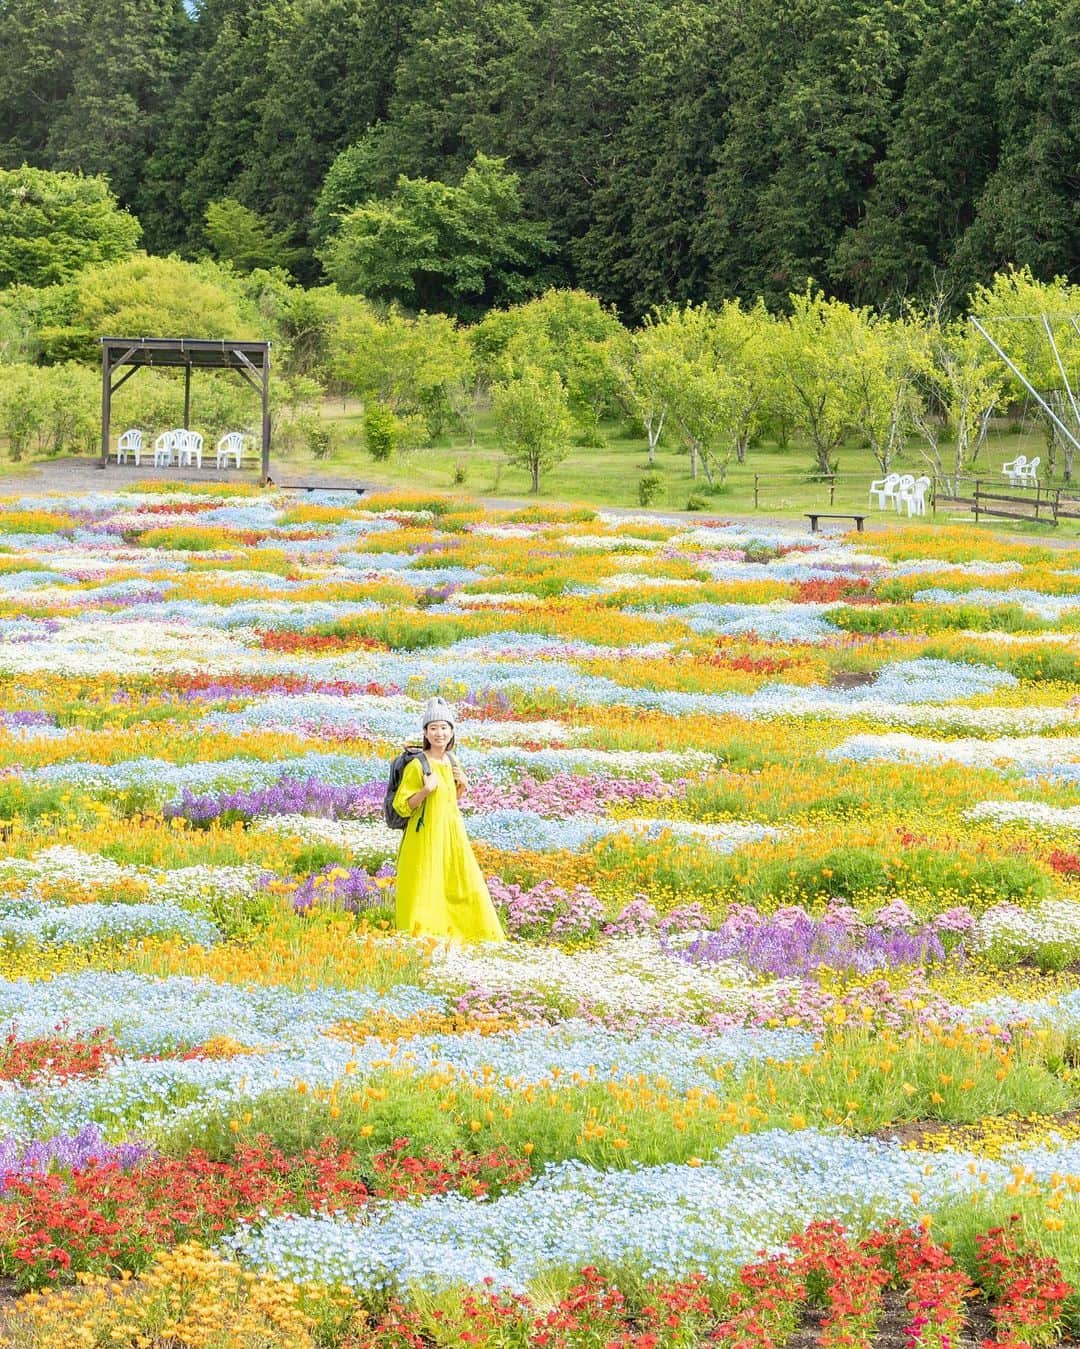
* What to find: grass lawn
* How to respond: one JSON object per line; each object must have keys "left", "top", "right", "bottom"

{"left": 4, "top": 400, "right": 1078, "bottom": 539}
{"left": 293, "top": 401, "right": 1080, "bottom": 536}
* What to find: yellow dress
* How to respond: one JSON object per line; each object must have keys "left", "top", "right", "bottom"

{"left": 392, "top": 757, "right": 506, "bottom": 942}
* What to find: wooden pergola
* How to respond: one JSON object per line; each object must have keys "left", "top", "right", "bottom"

{"left": 99, "top": 337, "right": 272, "bottom": 483}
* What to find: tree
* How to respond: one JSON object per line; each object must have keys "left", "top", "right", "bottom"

{"left": 969, "top": 267, "right": 1080, "bottom": 481}
{"left": 608, "top": 327, "right": 668, "bottom": 466}
{"left": 204, "top": 199, "right": 301, "bottom": 275}
{"left": 952, "top": 0, "right": 1079, "bottom": 298}
{"left": 237, "top": 0, "right": 420, "bottom": 274}
{"left": 0, "top": 361, "right": 98, "bottom": 459}
{"left": 846, "top": 314, "right": 922, "bottom": 474}
{"left": 639, "top": 304, "right": 763, "bottom": 485}
{"left": 701, "top": 0, "right": 913, "bottom": 308}
{"left": 832, "top": 0, "right": 1014, "bottom": 307}
{"left": 34, "top": 254, "right": 259, "bottom": 363}
{"left": 43, "top": 0, "right": 192, "bottom": 210}
{"left": 770, "top": 288, "right": 872, "bottom": 475}
{"left": 0, "top": 0, "right": 82, "bottom": 166}
{"left": 575, "top": 1, "right": 735, "bottom": 318}
{"left": 491, "top": 365, "right": 574, "bottom": 492}
{"left": 0, "top": 166, "right": 141, "bottom": 287}
{"left": 136, "top": 1, "right": 278, "bottom": 255}
{"left": 320, "top": 154, "right": 552, "bottom": 318}
{"left": 473, "top": 289, "right": 623, "bottom": 442}
{"left": 330, "top": 305, "right": 473, "bottom": 435}
{"left": 909, "top": 306, "right": 1004, "bottom": 494}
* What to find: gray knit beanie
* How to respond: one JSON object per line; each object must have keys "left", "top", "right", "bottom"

{"left": 421, "top": 697, "right": 456, "bottom": 730}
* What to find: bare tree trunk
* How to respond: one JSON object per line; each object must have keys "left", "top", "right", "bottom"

{"left": 645, "top": 409, "right": 665, "bottom": 466}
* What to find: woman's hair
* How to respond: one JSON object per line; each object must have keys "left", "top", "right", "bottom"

{"left": 423, "top": 731, "right": 456, "bottom": 752}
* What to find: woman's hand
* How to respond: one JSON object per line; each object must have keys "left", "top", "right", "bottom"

{"left": 422, "top": 772, "right": 439, "bottom": 795}
{"left": 452, "top": 764, "right": 469, "bottom": 794}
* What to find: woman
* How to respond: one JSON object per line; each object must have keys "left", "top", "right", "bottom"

{"left": 392, "top": 698, "right": 506, "bottom": 942}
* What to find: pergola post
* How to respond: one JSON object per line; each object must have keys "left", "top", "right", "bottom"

{"left": 261, "top": 352, "right": 271, "bottom": 484}
{"left": 183, "top": 363, "right": 192, "bottom": 430}
{"left": 99, "top": 347, "right": 112, "bottom": 467}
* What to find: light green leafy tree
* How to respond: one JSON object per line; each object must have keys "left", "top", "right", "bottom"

{"left": 34, "top": 254, "right": 260, "bottom": 363}
{"left": 909, "top": 304, "right": 1005, "bottom": 494}
{"left": 204, "top": 198, "right": 302, "bottom": 276}
{"left": 491, "top": 364, "right": 574, "bottom": 492}
{"left": 643, "top": 302, "right": 772, "bottom": 484}
{"left": 0, "top": 166, "right": 142, "bottom": 288}
{"left": 969, "top": 267, "right": 1080, "bottom": 482}
{"left": 608, "top": 326, "right": 668, "bottom": 466}
{"left": 330, "top": 305, "right": 473, "bottom": 436}
{"left": 474, "top": 289, "right": 623, "bottom": 444}
{"left": 770, "top": 288, "right": 874, "bottom": 476}
{"left": 846, "top": 312, "right": 924, "bottom": 475}
{"left": 0, "top": 361, "right": 98, "bottom": 460}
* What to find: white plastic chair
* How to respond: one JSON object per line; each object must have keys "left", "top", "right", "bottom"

{"left": 216, "top": 431, "right": 244, "bottom": 469}
{"left": 892, "top": 474, "right": 915, "bottom": 512}
{"left": 1018, "top": 455, "right": 1040, "bottom": 486}
{"left": 177, "top": 430, "right": 204, "bottom": 469}
{"left": 1002, "top": 454, "right": 1027, "bottom": 486}
{"left": 898, "top": 475, "right": 931, "bottom": 517}
{"left": 868, "top": 472, "right": 901, "bottom": 509}
{"left": 116, "top": 429, "right": 142, "bottom": 465}
{"left": 152, "top": 430, "right": 178, "bottom": 467}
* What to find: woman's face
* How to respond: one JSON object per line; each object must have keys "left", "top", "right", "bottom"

{"left": 426, "top": 720, "right": 453, "bottom": 749}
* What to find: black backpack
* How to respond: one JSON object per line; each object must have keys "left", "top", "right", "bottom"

{"left": 384, "top": 747, "right": 460, "bottom": 830}
{"left": 384, "top": 748, "right": 431, "bottom": 830}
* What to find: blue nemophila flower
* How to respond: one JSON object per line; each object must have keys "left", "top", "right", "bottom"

{"left": 226, "top": 1128, "right": 1025, "bottom": 1296}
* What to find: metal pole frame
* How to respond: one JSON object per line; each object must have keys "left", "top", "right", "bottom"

{"left": 969, "top": 315, "right": 1080, "bottom": 455}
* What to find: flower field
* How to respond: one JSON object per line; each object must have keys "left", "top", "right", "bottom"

{"left": 0, "top": 483, "right": 1078, "bottom": 1347}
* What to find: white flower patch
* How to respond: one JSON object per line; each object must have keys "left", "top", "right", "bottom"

{"left": 873, "top": 704, "right": 1076, "bottom": 733}
{"left": 828, "top": 731, "right": 1080, "bottom": 771}
{"left": 888, "top": 559, "right": 1024, "bottom": 577}
{"left": 969, "top": 800, "right": 1080, "bottom": 829}
{"left": 254, "top": 815, "right": 398, "bottom": 859}
{"left": 0, "top": 901, "right": 219, "bottom": 948}
{"left": 596, "top": 573, "right": 693, "bottom": 591}
{"left": 0, "top": 619, "right": 259, "bottom": 675}
{"left": 484, "top": 748, "right": 714, "bottom": 776}
{"left": 913, "top": 587, "right": 1080, "bottom": 620}
{"left": 955, "top": 630, "right": 1080, "bottom": 645}
{"left": 466, "top": 524, "right": 548, "bottom": 540}
{"left": 615, "top": 819, "right": 783, "bottom": 852}
{"left": 974, "top": 900, "right": 1080, "bottom": 966}
{"left": 0, "top": 846, "right": 139, "bottom": 888}
{"left": 147, "top": 865, "right": 264, "bottom": 908}
{"left": 428, "top": 933, "right": 765, "bottom": 1019}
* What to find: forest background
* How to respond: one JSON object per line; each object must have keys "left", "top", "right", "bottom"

{"left": 0, "top": 0, "right": 1077, "bottom": 512}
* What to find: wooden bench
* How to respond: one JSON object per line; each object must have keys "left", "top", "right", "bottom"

{"left": 805, "top": 512, "right": 865, "bottom": 533}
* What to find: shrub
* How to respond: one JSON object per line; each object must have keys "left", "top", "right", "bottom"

{"left": 364, "top": 401, "right": 397, "bottom": 461}
{"left": 638, "top": 472, "right": 665, "bottom": 506}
